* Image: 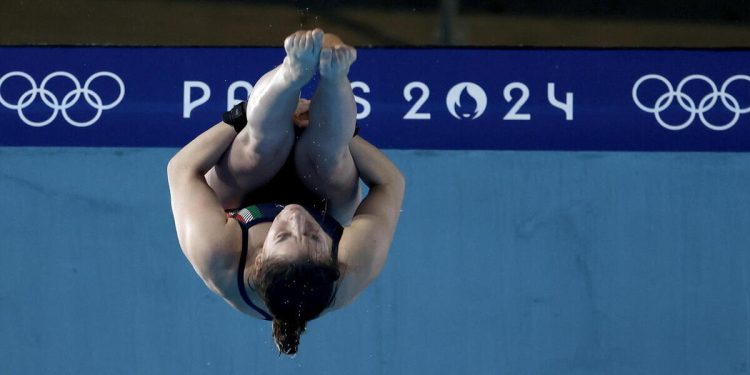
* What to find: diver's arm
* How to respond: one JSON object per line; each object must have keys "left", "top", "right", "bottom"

{"left": 168, "top": 122, "right": 236, "bottom": 176}
{"left": 167, "top": 123, "right": 241, "bottom": 288}
{"left": 350, "top": 135, "right": 404, "bottom": 190}
{"left": 334, "top": 136, "right": 405, "bottom": 307}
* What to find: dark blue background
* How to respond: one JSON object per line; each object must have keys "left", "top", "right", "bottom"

{"left": 0, "top": 47, "right": 748, "bottom": 150}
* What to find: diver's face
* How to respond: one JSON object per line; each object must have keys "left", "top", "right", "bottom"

{"left": 262, "top": 204, "right": 331, "bottom": 262}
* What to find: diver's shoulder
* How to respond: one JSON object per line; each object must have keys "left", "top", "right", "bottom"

{"left": 185, "top": 220, "right": 243, "bottom": 283}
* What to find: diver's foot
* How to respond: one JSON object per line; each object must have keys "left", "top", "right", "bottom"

{"left": 282, "top": 29, "right": 324, "bottom": 85}
{"left": 319, "top": 45, "right": 357, "bottom": 82}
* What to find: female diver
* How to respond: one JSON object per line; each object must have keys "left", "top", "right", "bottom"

{"left": 167, "top": 29, "right": 405, "bottom": 355}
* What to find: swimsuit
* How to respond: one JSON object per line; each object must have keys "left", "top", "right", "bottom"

{"left": 228, "top": 203, "right": 343, "bottom": 320}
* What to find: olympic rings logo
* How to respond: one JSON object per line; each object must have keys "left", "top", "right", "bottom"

{"left": 0, "top": 71, "right": 125, "bottom": 127}
{"left": 632, "top": 74, "right": 750, "bottom": 131}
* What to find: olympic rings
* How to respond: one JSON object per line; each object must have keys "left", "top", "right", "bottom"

{"left": 632, "top": 74, "right": 749, "bottom": 131}
{"left": 0, "top": 71, "right": 125, "bottom": 127}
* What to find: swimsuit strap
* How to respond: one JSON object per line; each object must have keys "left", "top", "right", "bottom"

{"left": 235, "top": 219, "right": 274, "bottom": 321}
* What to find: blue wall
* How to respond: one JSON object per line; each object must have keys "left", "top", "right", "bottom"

{"left": 1, "top": 147, "right": 749, "bottom": 374}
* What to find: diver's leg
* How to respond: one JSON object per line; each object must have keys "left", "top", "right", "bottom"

{"left": 294, "top": 37, "right": 360, "bottom": 218}
{"left": 206, "top": 29, "right": 324, "bottom": 209}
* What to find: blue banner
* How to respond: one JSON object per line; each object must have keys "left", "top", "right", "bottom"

{"left": 0, "top": 47, "right": 748, "bottom": 150}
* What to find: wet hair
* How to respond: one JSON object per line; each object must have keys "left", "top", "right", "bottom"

{"left": 253, "top": 257, "right": 340, "bottom": 355}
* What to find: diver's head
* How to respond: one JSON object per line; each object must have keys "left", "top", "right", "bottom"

{"left": 253, "top": 204, "right": 341, "bottom": 355}
{"left": 260, "top": 204, "right": 333, "bottom": 263}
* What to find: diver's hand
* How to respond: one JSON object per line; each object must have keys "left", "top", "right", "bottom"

{"left": 292, "top": 98, "right": 311, "bottom": 129}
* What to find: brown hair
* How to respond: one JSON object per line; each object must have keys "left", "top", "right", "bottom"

{"left": 253, "top": 258, "right": 340, "bottom": 355}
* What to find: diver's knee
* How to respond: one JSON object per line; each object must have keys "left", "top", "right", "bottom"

{"left": 238, "top": 129, "right": 293, "bottom": 162}
{"left": 299, "top": 147, "right": 351, "bottom": 180}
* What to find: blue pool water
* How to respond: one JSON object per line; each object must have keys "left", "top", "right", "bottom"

{"left": 1, "top": 147, "right": 749, "bottom": 374}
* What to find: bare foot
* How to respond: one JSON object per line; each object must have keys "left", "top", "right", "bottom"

{"left": 282, "top": 29, "right": 324, "bottom": 85}
{"left": 319, "top": 45, "right": 357, "bottom": 81}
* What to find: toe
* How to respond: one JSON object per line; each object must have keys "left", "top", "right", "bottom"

{"left": 293, "top": 31, "right": 303, "bottom": 46}
{"left": 320, "top": 48, "right": 332, "bottom": 63}
{"left": 284, "top": 35, "right": 294, "bottom": 50}
{"left": 303, "top": 32, "right": 311, "bottom": 50}
{"left": 312, "top": 28, "right": 324, "bottom": 44}
{"left": 334, "top": 47, "right": 345, "bottom": 63}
